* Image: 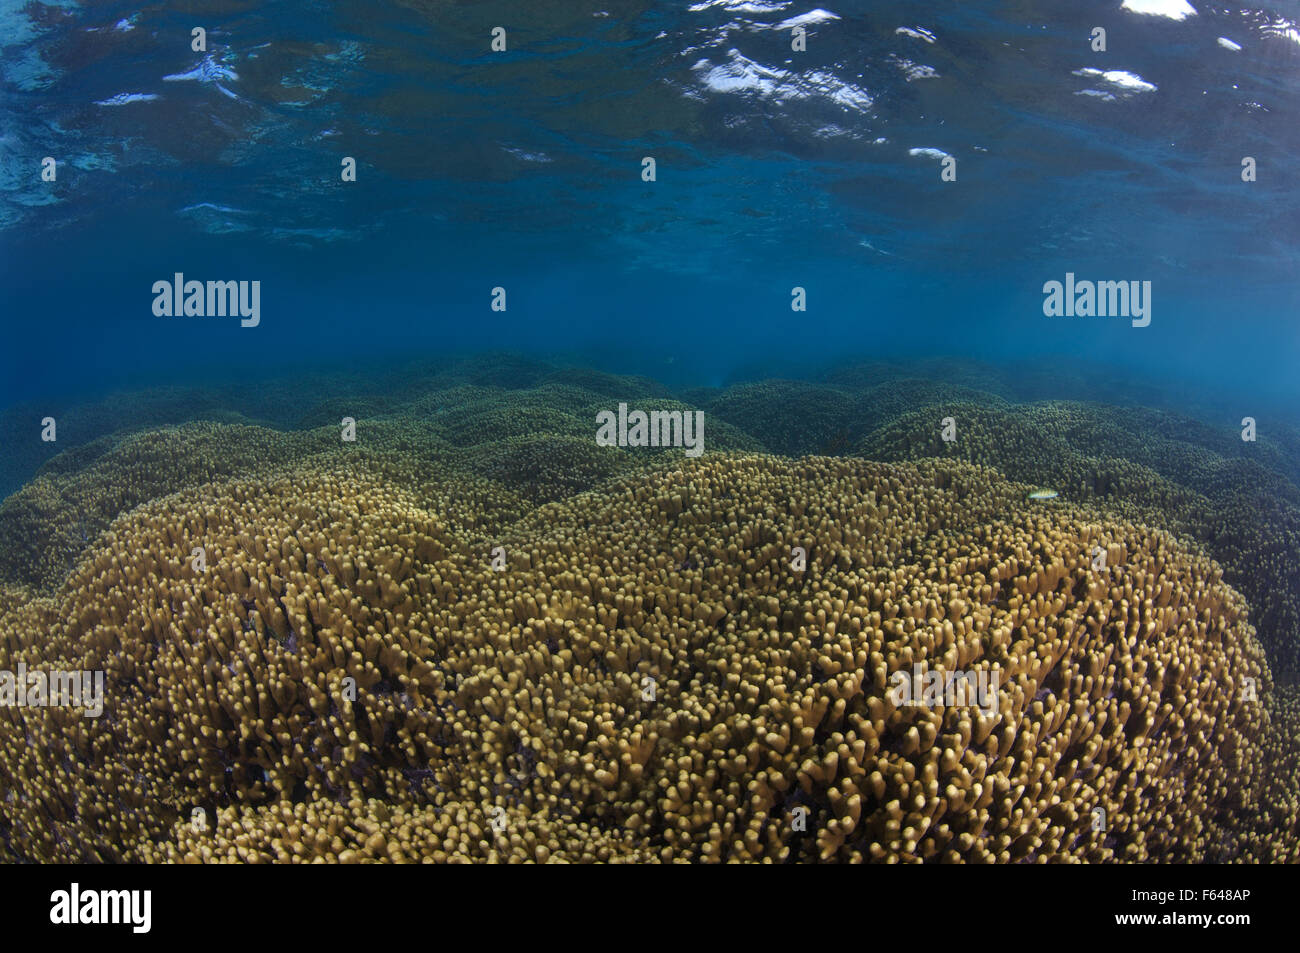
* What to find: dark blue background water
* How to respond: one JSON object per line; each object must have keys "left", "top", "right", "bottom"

{"left": 3, "top": 0, "right": 1298, "bottom": 410}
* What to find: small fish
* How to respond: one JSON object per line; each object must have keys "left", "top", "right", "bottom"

{"left": 1027, "top": 489, "right": 1059, "bottom": 501}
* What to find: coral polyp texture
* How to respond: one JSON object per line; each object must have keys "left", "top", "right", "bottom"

{"left": 0, "top": 361, "right": 1297, "bottom": 862}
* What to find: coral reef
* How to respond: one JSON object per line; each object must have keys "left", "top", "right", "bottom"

{"left": 0, "top": 358, "right": 1296, "bottom": 862}
{"left": 0, "top": 451, "right": 1287, "bottom": 862}
{"left": 858, "top": 401, "right": 1300, "bottom": 674}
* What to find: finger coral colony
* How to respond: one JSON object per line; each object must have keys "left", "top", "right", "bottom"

{"left": 1, "top": 359, "right": 1296, "bottom": 863}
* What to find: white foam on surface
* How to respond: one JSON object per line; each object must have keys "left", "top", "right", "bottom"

{"left": 1121, "top": 0, "right": 1197, "bottom": 20}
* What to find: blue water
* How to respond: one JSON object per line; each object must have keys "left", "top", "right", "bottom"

{"left": 2, "top": 0, "right": 1298, "bottom": 410}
